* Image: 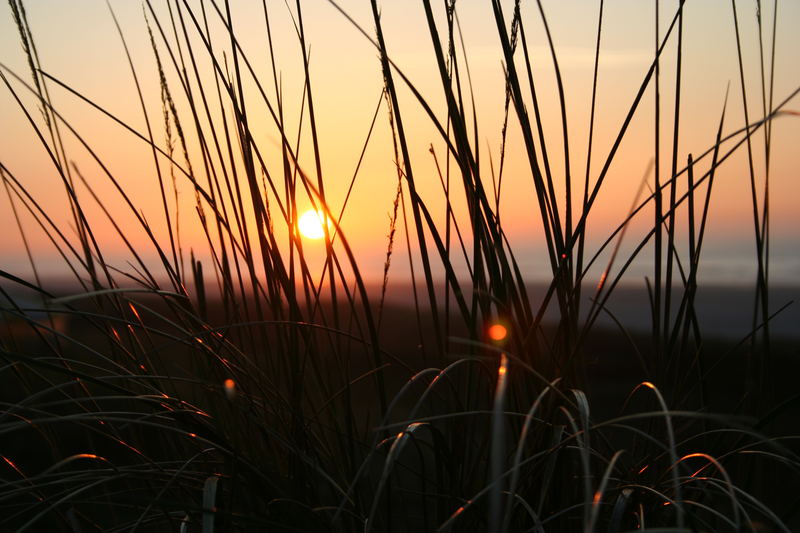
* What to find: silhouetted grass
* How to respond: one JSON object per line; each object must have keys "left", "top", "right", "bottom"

{"left": 1, "top": 0, "right": 799, "bottom": 531}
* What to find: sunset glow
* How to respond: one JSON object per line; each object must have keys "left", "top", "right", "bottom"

{"left": 1, "top": 2, "right": 797, "bottom": 285}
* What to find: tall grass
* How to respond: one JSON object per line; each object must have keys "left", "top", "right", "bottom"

{"left": 1, "top": 0, "right": 798, "bottom": 531}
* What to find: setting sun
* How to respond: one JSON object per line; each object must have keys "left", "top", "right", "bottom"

{"left": 298, "top": 209, "right": 328, "bottom": 240}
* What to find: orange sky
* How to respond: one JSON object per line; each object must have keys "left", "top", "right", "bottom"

{"left": 1, "top": 1, "right": 798, "bottom": 285}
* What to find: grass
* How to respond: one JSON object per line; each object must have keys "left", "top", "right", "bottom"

{"left": 1, "top": 0, "right": 799, "bottom": 531}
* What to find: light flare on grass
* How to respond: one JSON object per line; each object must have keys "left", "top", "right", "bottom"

{"left": 224, "top": 378, "right": 236, "bottom": 400}
{"left": 488, "top": 323, "right": 508, "bottom": 342}
{"left": 128, "top": 302, "right": 142, "bottom": 322}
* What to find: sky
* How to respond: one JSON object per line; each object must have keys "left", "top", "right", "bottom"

{"left": 1, "top": 0, "right": 798, "bottom": 287}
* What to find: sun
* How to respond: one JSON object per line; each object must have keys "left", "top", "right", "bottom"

{"left": 298, "top": 209, "right": 328, "bottom": 240}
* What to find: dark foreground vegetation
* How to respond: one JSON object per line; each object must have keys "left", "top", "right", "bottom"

{"left": 1, "top": 0, "right": 799, "bottom": 531}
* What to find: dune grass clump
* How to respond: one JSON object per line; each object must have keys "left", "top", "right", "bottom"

{"left": 1, "top": 0, "right": 798, "bottom": 531}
